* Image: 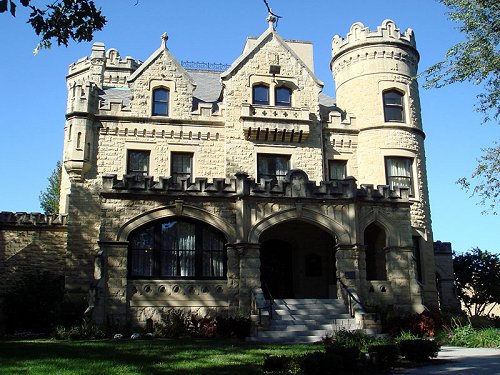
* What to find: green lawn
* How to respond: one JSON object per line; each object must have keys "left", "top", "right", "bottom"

{"left": 0, "top": 338, "right": 322, "bottom": 374}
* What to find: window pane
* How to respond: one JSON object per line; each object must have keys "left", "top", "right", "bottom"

{"left": 253, "top": 85, "right": 269, "bottom": 105}
{"left": 275, "top": 87, "right": 291, "bottom": 107}
{"left": 127, "top": 150, "right": 149, "bottom": 178}
{"left": 171, "top": 153, "right": 193, "bottom": 184}
{"left": 383, "top": 90, "right": 404, "bottom": 122}
{"left": 153, "top": 88, "right": 169, "bottom": 116}
{"left": 386, "top": 157, "right": 413, "bottom": 195}
{"left": 329, "top": 160, "right": 347, "bottom": 180}
{"left": 257, "top": 154, "right": 290, "bottom": 183}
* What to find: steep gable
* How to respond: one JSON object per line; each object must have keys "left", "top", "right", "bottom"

{"left": 127, "top": 33, "right": 196, "bottom": 118}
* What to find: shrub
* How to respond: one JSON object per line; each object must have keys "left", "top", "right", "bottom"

{"left": 263, "top": 354, "right": 300, "bottom": 374}
{"left": 367, "top": 343, "right": 399, "bottom": 368}
{"left": 3, "top": 272, "right": 65, "bottom": 333}
{"left": 438, "top": 323, "right": 500, "bottom": 348}
{"left": 190, "top": 314, "right": 217, "bottom": 338}
{"left": 299, "top": 351, "right": 342, "bottom": 375}
{"left": 216, "top": 315, "right": 251, "bottom": 339}
{"left": 399, "top": 339, "right": 440, "bottom": 361}
{"left": 53, "top": 320, "right": 105, "bottom": 340}
{"left": 384, "top": 310, "right": 443, "bottom": 337}
{"left": 324, "top": 343, "right": 360, "bottom": 369}
{"left": 154, "top": 309, "right": 190, "bottom": 338}
{"left": 323, "top": 329, "right": 374, "bottom": 351}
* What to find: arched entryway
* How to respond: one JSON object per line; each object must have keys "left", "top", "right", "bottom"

{"left": 259, "top": 220, "right": 337, "bottom": 299}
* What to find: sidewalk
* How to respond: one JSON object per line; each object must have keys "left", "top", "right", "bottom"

{"left": 395, "top": 346, "right": 500, "bottom": 374}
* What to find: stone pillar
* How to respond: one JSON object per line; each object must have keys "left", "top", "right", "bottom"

{"left": 386, "top": 246, "right": 424, "bottom": 313}
{"left": 235, "top": 243, "right": 261, "bottom": 314}
{"left": 99, "top": 241, "right": 129, "bottom": 325}
{"left": 226, "top": 244, "right": 241, "bottom": 311}
{"left": 336, "top": 244, "right": 363, "bottom": 298}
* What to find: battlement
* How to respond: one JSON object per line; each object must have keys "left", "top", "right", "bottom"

{"left": 0, "top": 212, "right": 68, "bottom": 227}
{"left": 101, "top": 170, "right": 410, "bottom": 203}
{"left": 331, "top": 20, "right": 416, "bottom": 58}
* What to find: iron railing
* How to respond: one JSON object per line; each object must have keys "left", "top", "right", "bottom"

{"left": 337, "top": 277, "right": 363, "bottom": 318}
{"left": 181, "top": 61, "right": 230, "bottom": 72}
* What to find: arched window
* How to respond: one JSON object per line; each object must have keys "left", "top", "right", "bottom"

{"left": 383, "top": 89, "right": 405, "bottom": 122}
{"left": 129, "top": 218, "right": 227, "bottom": 279}
{"left": 364, "top": 224, "right": 387, "bottom": 280}
{"left": 275, "top": 86, "right": 292, "bottom": 107}
{"left": 252, "top": 84, "right": 269, "bottom": 105}
{"left": 152, "top": 88, "right": 169, "bottom": 116}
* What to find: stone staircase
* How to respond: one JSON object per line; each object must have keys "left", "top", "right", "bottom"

{"left": 249, "top": 298, "right": 362, "bottom": 343}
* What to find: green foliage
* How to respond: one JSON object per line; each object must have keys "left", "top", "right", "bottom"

{"left": 383, "top": 310, "right": 443, "bottom": 337}
{"left": 323, "top": 329, "right": 375, "bottom": 351}
{"left": 53, "top": 320, "right": 105, "bottom": 340}
{"left": 439, "top": 323, "right": 500, "bottom": 348}
{"left": 215, "top": 315, "right": 251, "bottom": 339}
{"left": 39, "top": 160, "right": 62, "bottom": 214}
{"left": 299, "top": 351, "right": 342, "bottom": 375}
{"left": 399, "top": 339, "right": 440, "bottom": 361}
{"left": 423, "top": 0, "right": 500, "bottom": 123}
{"left": 454, "top": 248, "right": 500, "bottom": 316}
{"left": 367, "top": 343, "right": 399, "bottom": 368}
{"left": 3, "top": 272, "right": 65, "bottom": 333}
{"left": 153, "top": 309, "right": 190, "bottom": 339}
{"left": 263, "top": 354, "right": 301, "bottom": 374}
{"left": 0, "top": 1, "right": 106, "bottom": 52}
{"left": 457, "top": 142, "right": 500, "bottom": 213}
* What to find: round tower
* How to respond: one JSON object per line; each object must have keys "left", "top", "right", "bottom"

{"left": 330, "top": 20, "right": 438, "bottom": 308}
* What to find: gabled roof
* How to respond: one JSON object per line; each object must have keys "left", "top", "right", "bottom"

{"left": 220, "top": 26, "right": 324, "bottom": 88}
{"left": 127, "top": 33, "right": 195, "bottom": 87}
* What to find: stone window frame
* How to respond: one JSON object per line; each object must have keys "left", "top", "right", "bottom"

{"left": 150, "top": 80, "right": 175, "bottom": 117}
{"left": 127, "top": 217, "right": 228, "bottom": 280}
{"left": 382, "top": 89, "right": 405, "bottom": 122}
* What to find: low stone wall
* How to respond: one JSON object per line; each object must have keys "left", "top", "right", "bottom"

{"left": 0, "top": 212, "right": 68, "bottom": 331}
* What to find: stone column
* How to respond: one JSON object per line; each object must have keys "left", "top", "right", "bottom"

{"left": 235, "top": 243, "right": 261, "bottom": 314}
{"left": 99, "top": 241, "right": 129, "bottom": 326}
{"left": 336, "top": 244, "right": 363, "bottom": 298}
{"left": 226, "top": 244, "right": 241, "bottom": 311}
{"left": 386, "top": 246, "right": 424, "bottom": 313}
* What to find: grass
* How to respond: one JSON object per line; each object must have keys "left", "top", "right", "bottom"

{"left": 0, "top": 338, "right": 322, "bottom": 374}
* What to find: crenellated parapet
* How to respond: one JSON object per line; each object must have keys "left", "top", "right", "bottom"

{"left": 0, "top": 211, "right": 68, "bottom": 227}
{"left": 330, "top": 20, "right": 419, "bottom": 79}
{"left": 101, "top": 170, "right": 410, "bottom": 203}
{"left": 331, "top": 19, "right": 416, "bottom": 58}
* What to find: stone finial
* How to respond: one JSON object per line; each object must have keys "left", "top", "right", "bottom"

{"left": 267, "top": 12, "right": 276, "bottom": 30}
{"left": 161, "top": 32, "right": 168, "bottom": 49}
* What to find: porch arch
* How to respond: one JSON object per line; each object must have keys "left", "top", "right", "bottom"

{"left": 248, "top": 207, "right": 351, "bottom": 245}
{"left": 116, "top": 204, "right": 237, "bottom": 243}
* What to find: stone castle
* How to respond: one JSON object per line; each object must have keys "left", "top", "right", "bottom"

{"left": 0, "top": 16, "right": 458, "bottom": 334}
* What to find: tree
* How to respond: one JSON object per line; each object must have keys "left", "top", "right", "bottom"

{"left": 453, "top": 248, "right": 500, "bottom": 316}
{"left": 422, "top": 0, "right": 500, "bottom": 212}
{"left": 457, "top": 142, "right": 500, "bottom": 214}
{"left": 0, "top": 0, "right": 106, "bottom": 52}
{"left": 423, "top": 0, "right": 499, "bottom": 123}
{"left": 39, "top": 160, "right": 62, "bottom": 214}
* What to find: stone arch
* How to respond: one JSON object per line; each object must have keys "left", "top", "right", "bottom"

{"left": 360, "top": 209, "right": 398, "bottom": 247}
{"left": 364, "top": 222, "right": 387, "bottom": 281}
{"left": 117, "top": 204, "right": 236, "bottom": 243}
{"left": 248, "top": 207, "right": 351, "bottom": 245}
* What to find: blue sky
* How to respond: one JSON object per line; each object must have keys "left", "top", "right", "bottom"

{"left": 0, "top": 0, "right": 498, "bottom": 253}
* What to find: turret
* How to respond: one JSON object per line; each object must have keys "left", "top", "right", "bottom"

{"left": 331, "top": 20, "right": 437, "bottom": 307}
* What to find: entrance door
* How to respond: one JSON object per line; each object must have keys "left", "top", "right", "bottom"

{"left": 260, "top": 239, "right": 294, "bottom": 299}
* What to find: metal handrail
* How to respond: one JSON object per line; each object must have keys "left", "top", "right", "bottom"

{"left": 258, "top": 281, "right": 275, "bottom": 322}
{"left": 337, "top": 277, "right": 363, "bottom": 318}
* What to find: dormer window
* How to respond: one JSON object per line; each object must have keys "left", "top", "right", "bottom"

{"left": 253, "top": 84, "right": 269, "bottom": 105}
{"left": 152, "top": 88, "right": 169, "bottom": 116}
{"left": 383, "top": 89, "right": 404, "bottom": 122}
{"left": 275, "top": 86, "right": 292, "bottom": 107}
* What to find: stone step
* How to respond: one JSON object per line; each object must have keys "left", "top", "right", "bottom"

{"left": 247, "top": 335, "right": 324, "bottom": 344}
{"left": 272, "top": 313, "right": 351, "bottom": 321}
{"left": 266, "top": 323, "right": 333, "bottom": 331}
{"left": 273, "top": 308, "right": 347, "bottom": 315}
{"left": 255, "top": 329, "right": 329, "bottom": 338}
{"left": 274, "top": 298, "right": 340, "bottom": 305}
